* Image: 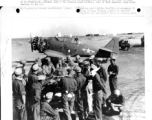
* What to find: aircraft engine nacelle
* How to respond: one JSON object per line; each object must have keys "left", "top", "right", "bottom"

{"left": 31, "top": 36, "right": 47, "bottom": 53}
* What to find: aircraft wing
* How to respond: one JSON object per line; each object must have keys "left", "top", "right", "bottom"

{"left": 44, "top": 50, "right": 67, "bottom": 59}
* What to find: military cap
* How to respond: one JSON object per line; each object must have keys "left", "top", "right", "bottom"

{"left": 32, "top": 64, "right": 39, "bottom": 71}
{"left": 14, "top": 68, "right": 22, "bottom": 76}
{"left": 76, "top": 55, "right": 80, "bottom": 59}
{"left": 45, "top": 92, "right": 53, "bottom": 100}
{"left": 74, "top": 66, "right": 81, "bottom": 73}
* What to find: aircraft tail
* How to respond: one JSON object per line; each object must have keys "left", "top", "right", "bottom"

{"left": 95, "top": 37, "right": 119, "bottom": 58}
{"left": 104, "top": 37, "right": 119, "bottom": 55}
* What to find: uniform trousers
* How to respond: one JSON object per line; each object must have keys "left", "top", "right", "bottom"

{"left": 93, "top": 90, "right": 103, "bottom": 120}
{"left": 62, "top": 93, "right": 75, "bottom": 120}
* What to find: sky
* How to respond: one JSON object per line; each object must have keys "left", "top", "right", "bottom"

{"left": 11, "top": 7, "right": 144, "bottom": 38}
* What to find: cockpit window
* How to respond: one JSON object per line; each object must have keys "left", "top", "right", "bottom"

{"left": 71, "top": 37, "right": 83, "bottom": 44}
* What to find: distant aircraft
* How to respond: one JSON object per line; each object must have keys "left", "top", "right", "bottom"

{"left": 30, "top": 35, "right": 119, "bottom": 60}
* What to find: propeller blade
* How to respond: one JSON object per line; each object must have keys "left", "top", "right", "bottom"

{"left": 30, "top": 33, "right": 33, "bottom": 52}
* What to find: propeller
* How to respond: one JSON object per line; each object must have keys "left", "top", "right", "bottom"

{"left": 30, "top": 33, "right": 34, "bottom": 52}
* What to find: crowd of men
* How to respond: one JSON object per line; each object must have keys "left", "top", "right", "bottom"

{"left": 13, "top": 55, "right": 125, "bottom": 120}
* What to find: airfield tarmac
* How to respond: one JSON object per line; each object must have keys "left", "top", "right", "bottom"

{"left": 12, "top": 38, "right": 145, "bottom": 120}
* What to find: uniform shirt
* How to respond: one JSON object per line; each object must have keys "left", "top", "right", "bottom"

{"left": 27, "top": 73, "right": 38, "bottom": 90}
{"left": 107, "top": 64, "right": 119, "bottom": 76}
{"left": 97, "top": 66, "right": 107, "bottom": 82}
{"left": 30, "top": 81, "right": 42, "bottom": 104}
{"left": 13, "top": 78, "right": 26, "bottom": 106}
{"left": 82, "top": 68, "right": 91, "bottom": 89}
{"left": 42, "top": 63, "right": 55, "bottom": 77}
{"left": 75, "top": 73, "right": 86, "bottom": 90}
{"left": 60, "top": 76, "right": 77, "bottom": 93}
{"left": 92, "top": 73, "right": 106, "bottom": 93}
{"left": 40, "top": 101, "right": 58, "bottom": 117}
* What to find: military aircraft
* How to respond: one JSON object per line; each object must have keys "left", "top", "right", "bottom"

{"left": 30, "top": 35, "right": 119, "bottom": 60}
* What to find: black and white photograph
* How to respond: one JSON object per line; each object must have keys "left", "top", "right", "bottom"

{"left": 1, "top": 6, "right": 147, "bottom": 120}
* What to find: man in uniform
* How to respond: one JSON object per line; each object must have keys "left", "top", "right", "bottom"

{"left": 40, "top": 92, "right": 60, "bottom": 120}
{"left": 58, "top": 68, "right": 77, "bottom": 120}
{"left": 12, "top": 59, "right": 27, "bottom": 81}
{"left": 42, "top": 57, "right": 55, "bottom": 78}
{"left": 75, "top": 55, "right": 81, "bottom": 63}
{"left": 13, "top": 68, "right": 27, "bottom": 120}
{"left": 82, "top": 60, "right": 92, "bottom": 118}
{"left": 74, "top": 66, "right": 86, "bottom": 120}
{"left": 90, "top": 65, "right": 105, "bottom": 120}
{"left": 106, "top": 89, "right": 125, "bottom": 115}
{"left": 29, "top": 75, "right": 46, "bottom": 120}
{"left": 27, "top": 63, "right": 41, "bottom": 119}
{"left": 96, "top": 58, "right": 107, "bottom": 107}
{"left": 107, "top": 56, "right": 119, "bottom": 93}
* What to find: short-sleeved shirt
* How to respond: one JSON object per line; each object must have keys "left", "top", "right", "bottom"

{"left": 107, "top": 64, "right": 119, "bottom": 76}
{"left": 40, "top": 101, "right": 58, "bottom": 117}
{"left": 13, "top": 79, "right": 26, "bottom": 106}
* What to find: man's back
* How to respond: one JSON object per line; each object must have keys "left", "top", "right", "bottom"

{"left": 75, "top": 73, "right": 86, "bottom": 90}
{"left": 61, "top": 76, "right": 77, "bottom": 93}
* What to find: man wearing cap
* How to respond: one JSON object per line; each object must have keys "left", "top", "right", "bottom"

{"left": 42, "top": 57, "right": 55, "bottom": 78}
{"left": 90, "top": 65, "right": 105, "bottom": 120}
{"left": 81, "top": 60, "right": 92, "bottom": 118}
{"left": 29, "top": 74, "right": 46, "bottom": 120}
{"left": 57, "top": 68, "right": 77, "bottom": 120}
{"left": 107, "top": 56, "right": 119, "bottom": 93}
{"left": 106, "top": 89, "right": 125, "bottom": 115}
{"left": 28, "top": 58, "right": 43, "bottom": 76}
{"left": 56, "top": 57, "right": 65, "bottom": 69}
{"left": 96, "top": 58, "right": 107, "bottom": 107}
{"left": 12, "top": 59, "right": 27, "bottom": 81}
{"left": 26, "top": 63, "right": 41, "bottom": 119}
{"left": 13, "top": 68, "right": 27, "bottom": 120}
{"left": 40, "top": 92, "right": 60, "bottom": 120}
{"left": 74, "top": 66, "right": 86, "bottom": 120}
{"left": 27, "top": 64, "right": 40, "bottom": 90}
{"left": 75, "top": 55, "right": 81, "bottom": 63}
